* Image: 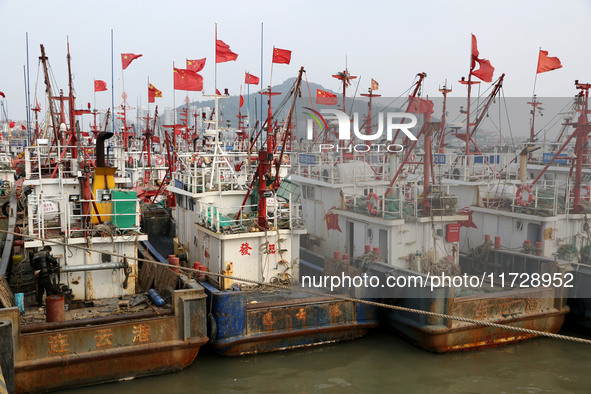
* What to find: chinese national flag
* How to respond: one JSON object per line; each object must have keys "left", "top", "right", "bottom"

{"left": 407, "top": 97, "right": 434, "bottom": 115}
{"left": 272, "top": 47, "right": 291, "bottom": 64}
{"left": 471, "top": 34, "right": 479, "bottom": 69}
{"left": 245, "top": 72, "right": 260, "bottom": 85}
{"left": 187, "top": 58, "right": 206, "bottom": 72}
{"left": 173, "top": 68, "right": 203, "bottom": 91}
{"left": 537, "top": 50, "right": 562, "bottom": 74}
{"left": 239, "top": 95, "right": 244, "bottom": 108}
{"left": 316, "top": 89, "right": 337, "bottom": 105}
{"left": 94, "top": 80, "right": 107, "bottom": 92}
{"left": 0, "top": 91, "right": 4, "bottom": 98}
{"left": 371, "top": 79, "right": 379, "bottom": 91}
{"left": 216, "top": 40, "right": 238, "bottom": 63}
{"left": 121, "top": 53, "right": 142, "bottom": 70}
{"left": 9, "top": 122, "right": 15, "bottom": 128}
{"left": 148, "top": 83, "right": 162, "bottom": 103}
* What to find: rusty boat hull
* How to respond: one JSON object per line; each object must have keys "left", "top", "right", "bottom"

{"left": 202, "top": 281, "right": 378, "bottom": 356}
{"left": 1, "top": 287, "right": 208, "bottom": 394}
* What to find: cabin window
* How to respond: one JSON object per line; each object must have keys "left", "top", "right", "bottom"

{"left": 303, "top": 185, "right": 315, "bottom": 200}
{"left": 515, "top": 220, "right": 523, "bottom": 231}
{"left": 101, "top": 253, "right": 111, "bottom": 263}
{"left": 189, "top": 198, "right": 194, "bottom": 211}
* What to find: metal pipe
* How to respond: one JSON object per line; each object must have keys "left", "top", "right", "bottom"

{"left": 61, "top": 261, "right": 126, "bottom": 273}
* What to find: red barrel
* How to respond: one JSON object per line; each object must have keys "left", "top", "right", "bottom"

{"left": 198, "top": 264, "right": 207, "bottom": 281}
{"left": 535, "top": 241, "right": 543, "bottom": 256}
{"left": 46, "top": 295, "right": 65, "bottom": 322}
{"left": 484, "top": 234, "right": 491, "bottom": 242}
{"left": 364, "top": 245, "right": 371, "bottom": 253}
{"left": 171, "top": 257, "right": 181, "bottom": 273}
{"left": 193, "top": 262, "right": 200, "bottom": 279}
{"left": 373, "top": 247, "right": 380, "bottom": 254}
{"left": 168, "top": 255, "right": 175, "bottom": 264}
{"left": 342, "top": 253, "right": 349, "bottom": 261}
{"left": 334, "top": 251, "right": 341, "bottom": 260}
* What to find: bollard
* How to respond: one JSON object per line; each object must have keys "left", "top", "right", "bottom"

{"left": 484, "top": 234, "right": 491, "bottom": 242}
{"left": 0, "top": 320, "right": 15, "bottom": 394}
{"left": 373, "top": 247, "right": 380, "bottom": 254}
{"left": 494, "top": 236, "right": 501, "bottom": 250}
{"left": 192, "top": 262, "right": 200, "bottom": 280}
{"left": 342, "top": 253, "right": 349, "bottom": 261}
{"left": 364, "top": 245, "right": 371, "bottom": 253}
{"left": 333, "top": 251, "right": 341, "bottom": 260}
{"left": 198, "top": 264, "right": 207, "bottom": 281}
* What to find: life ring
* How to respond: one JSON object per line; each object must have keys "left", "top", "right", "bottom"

{"left": 367, "top": 192, "right": 380, "bottom": 216}
{"left": 196, "top": 157, "right": 203, "bottom": 167}
{"left": 515, "top": 185, "right": 533, "bottom": 206}
{"left": 408, "top": 153, "right": 416, "bottom": 162}
{"left": 128, "top": 156, "right": 134, "bottom": 167}
{"left": 281, "top": 155, "right": 290, "bottom": 165}
{"left": 155, "top": 155, "right": 165, "bottom": 166}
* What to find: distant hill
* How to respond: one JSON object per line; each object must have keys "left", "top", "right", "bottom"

{"left": 183, "top": 77, "right": 434, "bottom": 139}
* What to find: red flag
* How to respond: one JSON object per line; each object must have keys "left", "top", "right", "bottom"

{"left": 469, "top": 34, "right": 494, "bottom": 82}
{"left": 537, "top": 50, "right": 562, "bottom": 74}
{"left": 371, "top": 79, "right": 379, "bottom": 91}
{"left": 173, "top": 68, "right": 203, "bottom": 91}
{"left": 245, "top": 72, "right": 260, "bottom": 85}
{"left": 471, "top": 58, "right": 495, "bottom": 83}
{"left": 121, "top": 53, "right": 142, "bottom": 70}
{"left": 471, "top": 34, "right": 479, "bottom": 69}
{"left": 325, "top": 210, "right": 342, "bottom": 232}
{"left": 239, "top": 95, "right": 244, "bottom": 108}
{"left": 457, "top": 207, "right": 477, "bottom": 228}
{"left": 216, "top": 89, "right": 222, "bottom": 95}
{"left": 216, "top": 40, "right": 238, "bottom": 63}
{"left": 34, "top": 99, "right": 41, "bottom": 111}
{"left": 94, "top": 80, "right": 107, "bottom": 92}
{"left": 407, "top": 97, "right": 434, "bottom": 115}
{"left": 187, "top": 58, "right": 206, "bottom": 72}
{"left": 272, "top": 47, "right": 291, "bottom": 64}
{"left": 0, "top": 91, "right": 4, "bottom": 98}
{"left": 316, "top": 89, "right": 337, "bottom": 105}
{"left": 9, "top": 122, "right": 15, "bottom": 128}
{"left": 148, "top": 83, "right": 162, "bottom": 103}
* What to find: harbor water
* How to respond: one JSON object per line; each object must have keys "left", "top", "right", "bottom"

{"left": 58, "top": 327, "right": 590, "bottom": 393}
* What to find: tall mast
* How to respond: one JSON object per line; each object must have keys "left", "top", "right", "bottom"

{"left": 438, "top": 82, "right": 451, "bottom": 153}
{"left": 39, "top": 45, "right": 59, "bottom": 144}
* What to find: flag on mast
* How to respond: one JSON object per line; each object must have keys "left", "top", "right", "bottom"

{"left": 121, "top": 53, "right": 142, "bottom": 70}
{"left": 187, "top": 58, "right": 206, "bottom": 72}
{"left": 216, "top": 40, "right": 238, "bottom": 63}
{"left": 148, "top": 83, "right": 163, "bottom": 103}
{"left": 536, "top": 50, "right": 562, "bottom": 74}
{"left": 272, "top": 48, "right": 291, "bottom": 64}
{"left": 173, "top": 68, "right": 203, "bottom": 91}
{"left": 245, "top": 72, "right": 260, "bottom": 84}
{"left": 469, "top": 34, "right": 495, "bottom": 82}
{"left": 94, "top": 80, "right": 107, "bottom": 92}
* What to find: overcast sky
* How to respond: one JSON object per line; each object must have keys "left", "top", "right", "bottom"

{"left": 0, "top": 0, "right": 589, "bottom": 122}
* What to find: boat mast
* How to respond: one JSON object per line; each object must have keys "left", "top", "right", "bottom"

{"left": 438, "top": 82, "right": 451, "bottom": 153}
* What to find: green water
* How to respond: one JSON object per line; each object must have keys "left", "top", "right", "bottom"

{"left": 59, "top": 328, "right": 590, "bottom": 394}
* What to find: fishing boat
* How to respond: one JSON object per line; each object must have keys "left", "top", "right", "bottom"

{"left": 0, "top": 44, "right": 207, "bottom": 393}
{"left": 292, "top": 68, "right": 571, "bottom": 352}
{"left": 167, "top": 67, "right": 378, "bottom": 356}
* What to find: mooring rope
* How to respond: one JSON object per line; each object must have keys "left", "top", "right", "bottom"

{"left": 1, "top": 228, "right": 590, "bottom": 346}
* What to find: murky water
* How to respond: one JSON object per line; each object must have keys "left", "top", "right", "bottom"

{"left": 58, "top": 327, "right": 590, "bottom": 394}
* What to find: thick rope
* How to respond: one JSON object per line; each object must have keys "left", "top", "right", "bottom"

{"left": 2, "top": 228, "right": 591, "bottom": 346}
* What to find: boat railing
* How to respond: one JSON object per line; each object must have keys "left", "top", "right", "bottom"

{"left": 23, "top": 144, "right": 126, "bottom": 180}
{"left": 194, "top": 195, "right": 300, "bottom": 234}
{"left": 26, "top": 194, "right": 141, "bottom": 239}
{"left": 341, "top": 183, "right": 459, "bottom": 220}
{"left": 433, "top": 152, "right": 519, "bottom": 182}
{"left": 291, "top": 151, "right": 393, "bottom": 184}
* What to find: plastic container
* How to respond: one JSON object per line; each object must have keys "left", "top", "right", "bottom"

{"left": 15, "top": 293, "right": 24, "bottom": 314}
{"left": 148, "top": 289, "right": 164, "bottom": 307}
